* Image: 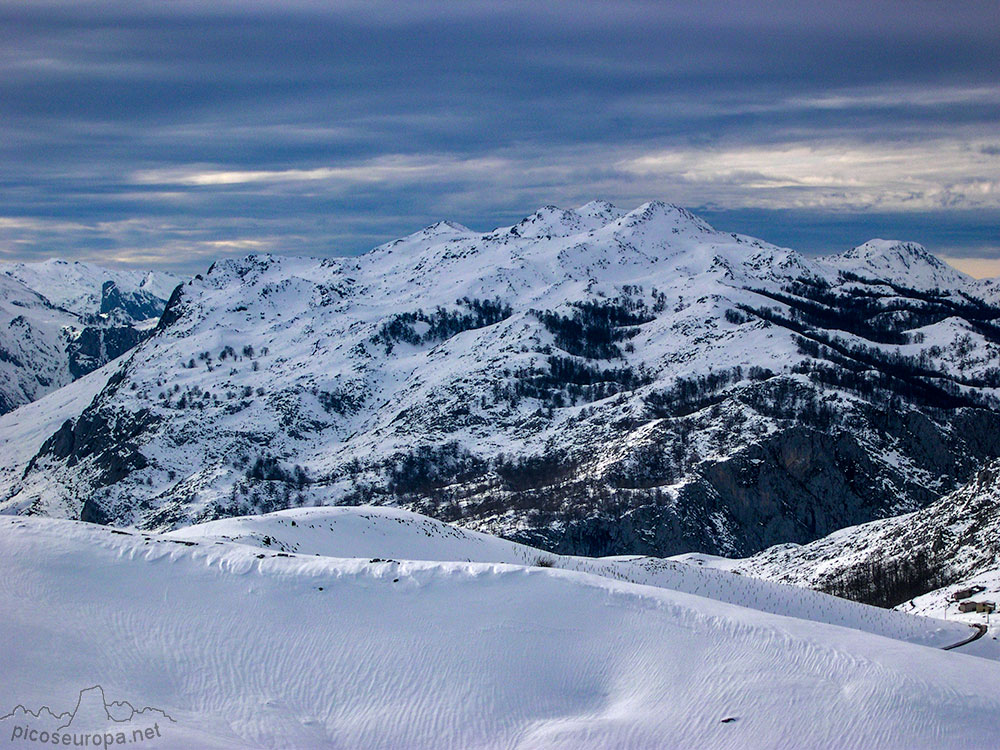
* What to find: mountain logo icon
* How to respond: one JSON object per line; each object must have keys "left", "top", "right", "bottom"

{"left": 1, "top": 685, "right": 174, "bottom": 747}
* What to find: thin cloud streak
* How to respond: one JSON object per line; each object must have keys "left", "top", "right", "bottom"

{"left": 129, "top": 138, "right": 1000, "bottom": 214}
{"left": 132, "top": 156, "right": 509, "bottom": 187}
{"left": 621, "top": 140, "right": 1000, "bottom": 211}
{"left": 940, "top": 255, "right": 1000, "bottom": 279}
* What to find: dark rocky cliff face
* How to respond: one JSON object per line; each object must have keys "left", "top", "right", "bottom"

{"left": 67, "top": 326, "right": 149, "bottom": 379}
{"left": 154, "top": 283, "right": 185, "bottom": 332}
{"left": 737, "top": 459, "right": 1000, "bottom": 608}
{"left": 100, "top": 280, "right": 167, "bottom": 321}
{"left": 373, "top": 384, "right": 1000, "bottom": 557}
{"left": 31, "top": 405, "right": 156, "bottom": 492}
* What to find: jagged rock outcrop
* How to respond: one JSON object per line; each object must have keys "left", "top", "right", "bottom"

{"left": 99, "top": 280, "right": 167, "bottom": 321}
{"left": 67, "top": 325, "right": 149, "bottom": 379}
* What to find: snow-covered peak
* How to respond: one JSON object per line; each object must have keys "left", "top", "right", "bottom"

{"left": 415, "top": 220, "right": 475, "bottom": 240}
{"left": 357, "top": 201, "right": 781, "bottom": 305}
{"left": 826, "top": 239, "right": 970, "bottom": 291}
{"left": 508, "top": 205, "right": 591, "bottom": 238}
{"left": 575, "top": 199, "right": 626, "bottom": 225}
{"left": 617, "top": 200, "right": 716, "bottom": 234}
{"left": 0, "top": 271, "right": 55, "bottom": 311}
{"left": 500, "top": 202, "right": 631, "bottom": 240}
{"left": 0, "top": 259, "right": 181, "bottom": 317}
{"left": 138, "top": 269, "right": 183, "bottom": 300}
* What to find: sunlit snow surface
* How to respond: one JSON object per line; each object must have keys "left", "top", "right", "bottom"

{"left": 2, "top": 507, "right": 998, "bottom": 749}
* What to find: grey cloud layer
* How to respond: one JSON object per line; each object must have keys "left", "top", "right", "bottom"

{"left": 1, "top": 0, "right": 998, "bottom": 271}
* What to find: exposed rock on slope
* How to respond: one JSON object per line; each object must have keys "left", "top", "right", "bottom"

{"left": 0, "top": 261, "right": 180, "bottom": 414}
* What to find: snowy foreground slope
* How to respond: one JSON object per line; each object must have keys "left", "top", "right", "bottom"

{"left": 2, "top": 511, "right": 998, "bottom": 750}
{"left": 8, "top": 201, "right": 1000, "bottom": 562}
{"left": 168, "top": 506, "right": 976, "bottom": 650}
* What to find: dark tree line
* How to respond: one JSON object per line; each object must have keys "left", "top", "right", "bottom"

{"left": 374, "top": 297, "right": 513, "bottom": 353}
{"left": 509, "top": 355, "right": 653, "bottom": 408}
{"left": 735, "top": 377, "right": 838, "bottom": 430}
{"left": 752, "top": 273, "right": 1000, "bottom": 347}
{"left": 492, "top": 451, "right": 580, "bottom": 492}
{"left": 735, "top": 296, "right": 1000, "bottom": 410}
{"left": 385, "top": 441, "right": 487, "bottom": 495}
{"left": 791, "top": 332, "right": 1000, "bottom": 410}
{"left": 747, "top": 282, "right": 910, "bottom": 345}
{"left": 644, "top": 366, "right": 773, "bottom": 418}
{"left": 246, "top": 455, "right": 309, "bottom": 487}
{"left": 532, "top": 298, "right": 654, "bottom": 360}
{"left": 822, "top": 550, "right": 948, "bottom": 608}
{"left": 315, "top": 388, "right": 364, "bottom": 415}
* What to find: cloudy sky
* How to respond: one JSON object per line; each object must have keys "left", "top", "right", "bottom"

{"left": 2, "top": 0, "right": 998, "bottom": 274}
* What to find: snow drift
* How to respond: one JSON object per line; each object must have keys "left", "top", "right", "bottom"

{"left": 1, "top": 509, "right": 998, "bottom": 749}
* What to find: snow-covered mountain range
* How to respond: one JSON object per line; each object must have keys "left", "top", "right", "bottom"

{"left": 0, "top": 260, "right": 180, "bottom": 414}
{"left": 1, "top": 259, "right": 179, "bottom": 320}
{"left": 3, "top": 201, "right": 1000, "bottom": 564}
